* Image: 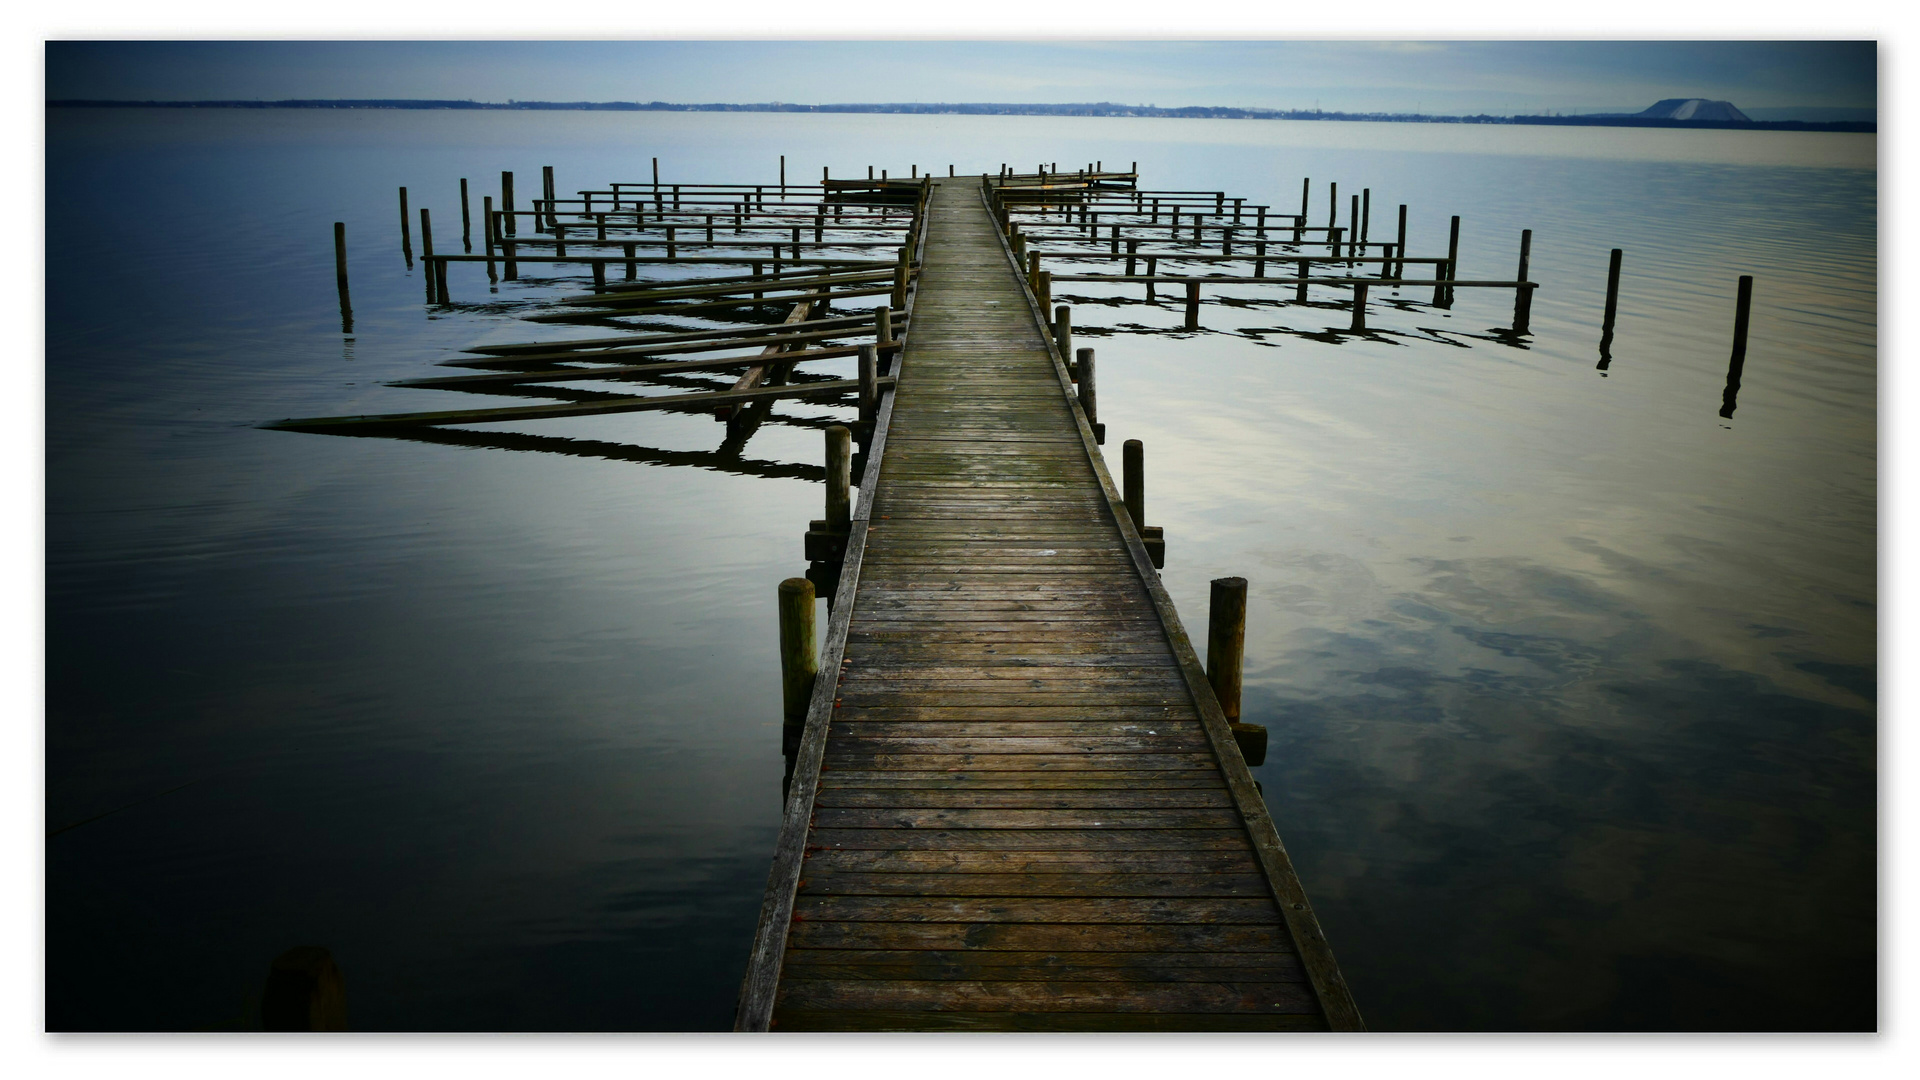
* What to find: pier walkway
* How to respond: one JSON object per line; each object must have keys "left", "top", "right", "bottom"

{"left": 737, "top": 177, "right": 1362, "bottom": 1032}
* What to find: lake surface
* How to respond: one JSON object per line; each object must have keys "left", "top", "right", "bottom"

{"left": 45, "top": 108, "right": 1876, "bottom": 1031}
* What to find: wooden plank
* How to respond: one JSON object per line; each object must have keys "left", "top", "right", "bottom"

{"left": 772, "top": 1010, "right": 1326, "bottom": 1032}
{"left": 804, "top": 829, "right": 1254, "bottom": 851}
{"left": 799, "top": 850, "right": 1250, "bottom": 874}
{"left": 785, "top": 921, "right": 1293, "bottom": 951}
{"left": 796, "top": 872, "right": 1272, "bottom": 897}
{"left": 774, "top": 978, "right": 1319, "bottom": 1013}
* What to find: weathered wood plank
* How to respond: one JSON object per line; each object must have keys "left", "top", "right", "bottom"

{"left": 774, "top": 978, "right": 1319, "bottom": 1013}
{"left": 796, "top": 872, "right": 1272, "bottom": 897}
{"left": 772, "top": 1009, "right": 1327, "bottom": 1032}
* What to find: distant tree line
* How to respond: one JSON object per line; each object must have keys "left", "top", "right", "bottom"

{"left": 44, "top": 98, "right": 1874, "bottom": 133}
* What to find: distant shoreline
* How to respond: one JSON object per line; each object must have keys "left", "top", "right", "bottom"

{"left": 46, "top": 99, "right": 1875, "bottom": 134}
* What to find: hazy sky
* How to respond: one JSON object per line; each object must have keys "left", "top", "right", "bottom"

{"left": 45, "top": 40, "right": 1875, "bottom": 116}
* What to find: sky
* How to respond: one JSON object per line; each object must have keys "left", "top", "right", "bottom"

{"left": 43, "top": 40, "right": 1878, "bottom": 119}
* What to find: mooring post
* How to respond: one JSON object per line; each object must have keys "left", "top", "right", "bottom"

{"left": 1207, "top": 576, "right": 1267, "bottom": 765}
{"left": 1076, "top": 347, "right": 1101, "bottom": 442}
{"left": 825, "top": 425, "right": 852, "bottom": 532}
{"left": 1440, "top": 215, "right": 1460, "bottom": 307}
{"left": 1184, "top": 280, "right": 1201, "bottom": 330}
{"left": 875, "top": 304, "right": 894, "bottom": 348}
{"left": 1395, "top": 204, "right": 1408, "bottom": 280}
{"left": 858, "top": 343, "right": 880, "bottom": 426}
{"left": 484, "top": 203, "right": 498, "bottom": 284}
{"left": 1123, "top": 439, "right": 1144, "bottom": 528}
{"left": 1329, "top": 226, "right": 1343, "bottom": 262}
{"left": 333, "top": 223, "right": 352, "bottom": 331}
{"left": 1296, "top": 258, "right": 1309, "bottom": 302}
{"left": 1207, "top": 577, "right": 1248, "bottom": 720}
{"left": 1348, "top": 195, "right": 1360, "bottom": 262}
{"left": 1054, "top": 306, "right": 1072, "bottom": 375}
{"left": 459, "top": 179, "right": 472, "bottom": 252}
{"left": 419, "top": 207, "right": 436, "bottom": 303}
{"left": 1144, "top": 257, "right": 1157, "bottom": 301}
{"left": 1513, "top": 229, "right": 1534, "bottom": 333}
{"left": 1602, "top": 248, "right": 1624, "bottom": 337}
{"left": 779, "top": 154, "right": 786, "bottom": 190}
{"left": 501, "top": 171, "right": 516, "bottom": 236}
{"left": 1350, "top": 282, "right": 1368, "bottom": 332}
{"left": 1361, "top": 188, "right": 1371, "bottom": 250}
{"left": 1298, "top": 178, "right": 1309, "bottom": 243}
{"left": 1327, "top": 182, "right": 1337, "bottom": 230}
{"left": 262, "top": 946, "right": 346, "bottom": 1032}
{"left": 1719, "top": 275, "right": 1755, "bottom": 418}
{"left": 398, "top": 187, "right": 412, "bottom": 267}
{"left": 778, "top": 578, "right": 817, "bottom": 731}
{"left": 542, "top": 165, "right": 555, "bottom": 230}
{"left": 1037, "top": 270, "right": 1052, "bottom": 311}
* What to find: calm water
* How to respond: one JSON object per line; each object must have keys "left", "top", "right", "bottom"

{"left": 45, "top": 109, "right": 1875, "bottom": 1031}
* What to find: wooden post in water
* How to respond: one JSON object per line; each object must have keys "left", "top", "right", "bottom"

{"left": 1327, "top": 182, "right": 1337, "bottom": 230}
{"left": 780, "top": 154, "right": 786, "bottom": 190}
{"left": 419, "top": 208, "right": 436, "bottom": 303}
{"left": 1719, "top": 275, "right": 1754, "bottom": 419}
{"left": 501, "top": 171, "right": 516, "bottom": 236}
{"left": 1207, "top": 577, "right": 1247, "bottom": 720}
{"left": 1602, "top": 248, "right": 1624, "bottom": 338}
{"left": 858, "top": 344, "right": 879, "bottom": 426}
{"left": 1439, "top": 216, "right": 1460, "bottom": 308}
{"left": 1076, "top": 347, "right": 1100, "bottom": 442}
{"left": 1513, "top": 229, "right": 1534, "bottom": 334}
{"left": 1185, "top": 280, "right": 1201, "bottom": 330}
{"left": 1054, "top": 306, "right": 1072, "bottom": 375}
{"left": 1296, "top": 258, "right": 1309, "bottom": 302}
{"left": 777, "top": 578, "right": 817, "bottom": 730}
{"left": 1361, "top": 188, "right": 1371, "bottom": 249}
{"left": 1145, "top": 257, "right": 1156, "bottom": 301}
{"left": 1037, "top": 270, "right": 1051, "bottom": 311}
{"left": 825, "top": 425, "right": 852, "bottom": 532}
{"left": 262, "top": 947, "right": 346, "bottom": 1032}
{"left": 1348, "top": 195, "right": 1359, "bottom": 263}
{"left": 542, "top": 166, "right": 555, "bottom": 230}
{"left": 333, "top": 223, "right": 352, "bottom": 332}
{"left": 459, "top": 179, "right": 472, "bottom": 252}
{"left": 1395, "top": 204, "right": 1407, "bottom": 280}
{"left": 1207, "top": 577, "right": 1266, "bottom": 766}
{"left": 1122, "top": 439, "right": 1144, "bottom": 529}
{"left": 1298, "top": 178, "right": 1309, "bottom": 243}
{"left": 398, "top": 187, "right": 412, "bottom": 267}
{"left": 1350, "top": 282, "right": 1368, "bottom": 332}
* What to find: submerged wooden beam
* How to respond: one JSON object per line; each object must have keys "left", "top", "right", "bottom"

{"left": 262, "top": 377, "right": 894, "bottom": 433}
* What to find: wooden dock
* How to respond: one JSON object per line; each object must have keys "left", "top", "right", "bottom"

{"left": 736, "top": 176, "right": 1364, "bottom": 1032}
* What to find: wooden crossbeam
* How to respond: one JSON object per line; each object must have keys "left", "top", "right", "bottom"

{"left": 263, "top": 377, "right": 894, "bottom": 433}
{"left": 462, "top": 312, "right": 905, "bottom": 357}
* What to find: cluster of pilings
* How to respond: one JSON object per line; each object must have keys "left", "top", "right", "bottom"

{"left": 986, "top": 168, "right": 1538, "bottom": 334}
{"left": 292, "top": 162, "right": 930, "bottom": 440}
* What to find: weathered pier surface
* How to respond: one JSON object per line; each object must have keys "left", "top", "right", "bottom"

{"left": 737, "top": 177, "right": 1362, "bottom": 1032}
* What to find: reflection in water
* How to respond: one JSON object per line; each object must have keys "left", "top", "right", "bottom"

{"left": 46, "top": 107, "right": 1873, "bottom": 1032}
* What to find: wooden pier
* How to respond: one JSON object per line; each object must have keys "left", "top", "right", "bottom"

{"left": 280, "top": 157, "right": 1563, "bottom": 1032}
{"left": 735, "top": 176, "right": 1362, "bottom": 1032}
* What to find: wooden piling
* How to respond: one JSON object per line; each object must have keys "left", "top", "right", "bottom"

{"left": 1395, "top": 204, "right": 1408, "bottom": 280}
{"left": 419, "top": 208, "right": 436, "bottom": 303}
{"left": 333, "top": 222, "right": 351, "bottom": 330}
{"left": 501, "top": 171, "right": 516, "bottom": 236}
{"left": 542, "top": 165, "right": 555, "bottom": 230}
{"left": 459, "top": 178, "right": 472, "bottom": 252}
{"left": 858, "top": 343, "right": 879, "bottom": 424}
{"left": 1122, "top": 438, "right": 1144, "bottom": 528}
{"left": 1348, "top": 195, "right": 1359, "bottom": 262}
{"left": 624, "top": 242, "right": 636, "bottom": 280}
{"left": 1513, "top": 229, "right": 1533, "bottom": 333}
{"left": 1054, "top": 306, "right": 1072, "bottom": 373}
{"left": 1719, "top": 275, "right": 1754, "bottom": 418}
{"left": 1327, "top": 182, "right": 1337, "bottom": 229}
{"left": 1602, "top": 248, "right": 1623, "bottom": 335}
{"left": 1207, "top": 577, "right": 1248, "bottom": 721}
{"left": 262, "top": 946, "right": 346, "bottom": 1032}
{"left": 780, "top": 154, "right": 786, "bottom": 190}
{"left": 1037, "top": 269, "right": 1051, "bottom": 310}
{"left": 398, "top": 187, "right": 412, "bottom": 266}
{"left": 1076, "top": 346, "right": 1099, "bottom": 440}
{"left": 1361, "top": 188, "right": 1371, "bottom": 248}
{"left": 777, "top": 578, "right": 817, "bottom": 728}
{"left": 1440, "top": 215, "right": 1460, "bottom": 308}
{"left": 1184, "top": 280, "right": 1200, "bottom": 330}
{"left": 1298, "top": 178, "right": 1310, "bottom": 242}
{"left": 825, "top": 424, "right": 851, "bottom": 531}
{"left": 1350, "top": 282, "right": 1368, "bottom": 332}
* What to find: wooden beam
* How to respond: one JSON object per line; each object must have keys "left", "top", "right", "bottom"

{"left": 263, "top": 377, "right": 894, "bottom": 433}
